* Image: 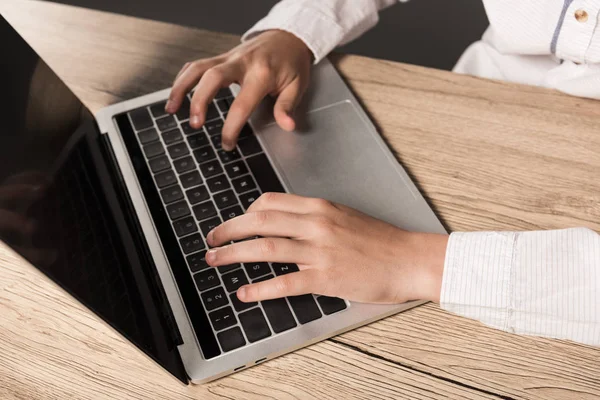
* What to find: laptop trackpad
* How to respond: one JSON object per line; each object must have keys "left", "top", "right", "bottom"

{"left": 255, "top": 101, "right": 418, "bottom": 226}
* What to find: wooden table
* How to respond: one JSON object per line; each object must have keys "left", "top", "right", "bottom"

{"left": 1, "top": 1, "right": 599, "bottom": 399}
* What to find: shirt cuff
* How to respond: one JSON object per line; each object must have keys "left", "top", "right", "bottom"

{"left": 241, "top": 3, "right": 346, "bottom": 64}
{"left": 440, "top": 231, "right": 518, "bottom": 331}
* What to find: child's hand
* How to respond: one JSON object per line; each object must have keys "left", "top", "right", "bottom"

{"left": 167, "top": 30, "right": 312, "bottom": 151}
{"left": 206, "top": 193, "right": 448, "bottom": 304}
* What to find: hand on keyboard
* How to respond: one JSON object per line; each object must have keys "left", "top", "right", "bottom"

{"left": 166, "top": 30, "right": 312, "bottom": 151}
{"left": 204, "top": 192, "right": 449, "bottom": 305}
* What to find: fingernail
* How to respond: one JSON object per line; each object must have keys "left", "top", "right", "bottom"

{"left": 206, "top": 249, "right": 217, "bottom": 263}
{"left": 237, "top": 287, "right": 247, "bottom": 301}
{"left": 222, "top": 142, "right": 233, "bottom": 152}
{"left": 207, "top": 230, "right": 214, "bottom": 244}
{"left": 165, "top": 100, "right": 173, "bottom": 112}
{"left": 190, "top": 115, "right": 201, "bottom": 127}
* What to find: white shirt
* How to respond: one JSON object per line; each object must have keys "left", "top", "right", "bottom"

{"left": 243, "top": 0, "right": 600, "bottom": 345}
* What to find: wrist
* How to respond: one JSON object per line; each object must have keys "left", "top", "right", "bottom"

{"left": 406, "top": 232, "right": 448, "bottom": 303}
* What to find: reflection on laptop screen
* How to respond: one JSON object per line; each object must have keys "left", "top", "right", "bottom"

{"left": 0, "top": 16, "right": 186, "bottom": 381}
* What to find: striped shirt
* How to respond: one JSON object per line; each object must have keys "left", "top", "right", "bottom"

{"left": 244, "top": 0, "right": 600, "bottom": 345}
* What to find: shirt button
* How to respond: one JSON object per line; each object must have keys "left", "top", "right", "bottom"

{"left": 574, "top": 9, "right": 589, "bottom": 23}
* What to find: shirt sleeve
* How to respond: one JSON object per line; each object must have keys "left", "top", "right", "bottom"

{"left": 440, "top": 228, "right": 600, "bottom": 346}
{"left": 242, "top": 0, "right": 400, "bottom": 63}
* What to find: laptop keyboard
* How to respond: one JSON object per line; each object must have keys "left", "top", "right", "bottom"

{"left": 127, "top": 87, "right": 347, "bottom": 355}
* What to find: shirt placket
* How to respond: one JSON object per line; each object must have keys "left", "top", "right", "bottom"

{"left": 555, "top": 0, "right": 600, "bottom": 63}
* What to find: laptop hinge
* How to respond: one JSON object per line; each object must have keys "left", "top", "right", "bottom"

{"left": 97, "top": 127, "right": 184, "bottom": 349}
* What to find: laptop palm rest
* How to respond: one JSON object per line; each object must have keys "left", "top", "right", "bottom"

{"left": 255, "top": 100, "right": 433, "bottom": 231}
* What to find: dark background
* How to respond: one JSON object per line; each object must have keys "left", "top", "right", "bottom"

{"left": 42, "top": 0, "right": 489, "bottom": 71}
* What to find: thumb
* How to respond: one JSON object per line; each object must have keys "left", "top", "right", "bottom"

{"left": 273, "top": 80, "right": 303, "bottom": 132}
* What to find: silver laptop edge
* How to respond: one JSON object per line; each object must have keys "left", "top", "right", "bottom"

{"left": 95, "top": 58, "right": 445, "bottom": 383}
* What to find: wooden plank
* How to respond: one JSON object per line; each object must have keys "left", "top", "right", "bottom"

{"left": 1, "top": 1, "right": 598, "bottom": 399}
{"left": 0, "top": 245, "right": 497, "bottom": 400}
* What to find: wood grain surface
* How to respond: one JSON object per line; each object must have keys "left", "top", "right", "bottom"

{"left": 0, "top": 1, "right": 598, "bottom": 399}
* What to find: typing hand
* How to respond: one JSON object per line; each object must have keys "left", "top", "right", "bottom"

{"left": 166, "top": 30, "right": 313, "bottom": 151}
{"left": 205, "top": 193, "right": 448, "bottom": 304}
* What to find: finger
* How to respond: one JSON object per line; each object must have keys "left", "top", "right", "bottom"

{"left": 0, "top": 184, "right": 41, "bottom": 207}
{"left": 221, "top": 75, "right": 271, "bottom": 150}
{"left": 0, "top": 210, "right": 35, "bottom": 240}
{"left": 236, "top": 270, "right": 320, "bottom": 302}
{"left": 173, "top": 62, "right": 192, "bottom": 82}
{"left": 207, "top": 210, "right": 313, "bottom": 247}
{"left": 205, "top": 237, "right": 312, "bottom": 267}
{"left": 166, "top": 59, "right": 220, "bottom": 114}
{"left": 247, "top": 192, "right": 336, "bottom": 215}
{"left": 273, "top": 79, "right": 303, "bottom": 132}
{"left": 189, "top": 64, "right": 239, "bottom": 129}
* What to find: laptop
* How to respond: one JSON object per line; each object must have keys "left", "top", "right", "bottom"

{"left": 0, "top": 15, "right": 445, "bottom": 383}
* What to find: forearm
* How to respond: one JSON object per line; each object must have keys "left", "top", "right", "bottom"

{"left": 242, "top": 0, "right": 398, "bottom": 63}
{"left": 439, "top": 228, "right": 600, "bottom": 346}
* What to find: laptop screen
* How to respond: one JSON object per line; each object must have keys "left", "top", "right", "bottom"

{"left": 0, "top": 16, "right": 187, "bottom": 382}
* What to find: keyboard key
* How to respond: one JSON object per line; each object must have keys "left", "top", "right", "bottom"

{"left": 238, "top": 136, "right": 262, "bottom": 156}
{"left": 199, "top": 160, "right": 223, "bottom": 179}
{"left": 239, "top": 308, "right": 271, "bottom": 343}
{"left": 219, "top": 264, "right": 241, "bottom": 274}
{"left": 156, "top": 115, "right": 178, "bottom": 132}
{"left": 143, "top": 142, "right": 165, "bottom": 158}
{"left": 205, "top": 103, "right": 220, "bottom": 121}
{"left": 247, "top": 154, "right": 284, "bottom": 193}
{"left": 254, "top": 274, "right": 273, "bottom": 283}
{"left": 154, "top": 169, "right": 177, "bottom": 188}
{"left": 262, "top": 297, "right": 297, "bottom": 333}
{"left": 205, "top": 119, "right": 224, "bottom": 136}
{"left": 180, "top": 171, "right": 203, "bottom": 188}
{"left": 149, "top": 155, "right": 170, "bottom": 173}
{"left": 130, "top": 107, "right": 153, "bottom": 130}
{"left": 173, "top": 216, "right": 197, "bottom": 237}
{"left": 232, "top": 175, "right": 257, "bottom": 194}
{"left": 244, "top": 262, "right": 271, "bottom": 280}
{"left": 219, "top": 205, "right": 242, "bottom": 222}
{"left": 209, "top": 306, "right": 237, "bottom": 331}
{"left": 167, "top": 142, "right": 190, "bottom": 159}
{"left": 224, "top": 161, "right": 248, "bottom": 179}
{"left": 214, "top": 190, "right": 237, "bottom": 210}
{"left": 222, "top": 269, "right": 248, "bottom": 292}
{"left": 149, "top": 101, "right": 168, "bottom": 118}
{"left": 217, "top": 326, "right": 245, "bottom": 352}
{"left": 230, "top": 292, "right": 257, "bottom": 312}
{"left": 180, "top": 233, "right": 205, "bottom": 255}
{"left": 166, "top": 200, "right": 191, "bottom": 220}
{"left": 193, "top": 145, "right": 216, "bottom": 164}
{"left": 192, "top": 200, "right": 217, "bottom": 221}
{"left": 239, "top": 190, "right": 260, "bottom": 210}
{"left": 194, "top": 268, "right": 220, "bottom": 291}
{"left": 181, "top": 121, "right": 202, "bottom": 135}
{"left": 288, "top": 295, "right": 322, "bottom": 324}
{"left": 176, "top": 96, "right": 191, "bottom": 121}
{"left": 186, "top": 185, "right": 210, "bottom": 205}
{"left": 211, "top": 134, "right": 223, "bottom": 149}
{"left": 138, "top": 127, "right": 159, "bottom": 144}
{"left": 188, "top": 133, "right": 209, "bottom": 149}
{"left": 239, "top": 124, "right": 253, "bottom": 139}
{"left": 216, "top": 98, "right": 232, "bottom": 113}
{"left": 160, "top": 184, "right": 184, "bottom": 204}
{"left": 215, "top": 87, "right": 232, "bottom": 100}
{"left": 206, "top": 174, "right": 231, "bottom": 193}
{"left": 173, "top": 156, "right": 195, "bottom": 174}
{"left": 317, "top": 296, "right": 347, "bottom": 315}
{"left": 272, "top": 263, "right": 299, "bottom": 276}
{"left": 162, "top": 128, "right": 183, "bottom": 145}
{"left": 201, "top": 287, "right": 229, "bottom": 311}
{"left": 187, "top": 250, "right": 208, "bottom": 273}
{"left": 200, "top": 216, "right": 222, "bottom": 237}
{"left": 217, "top": 148, "right": 241, "bottom": 164}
